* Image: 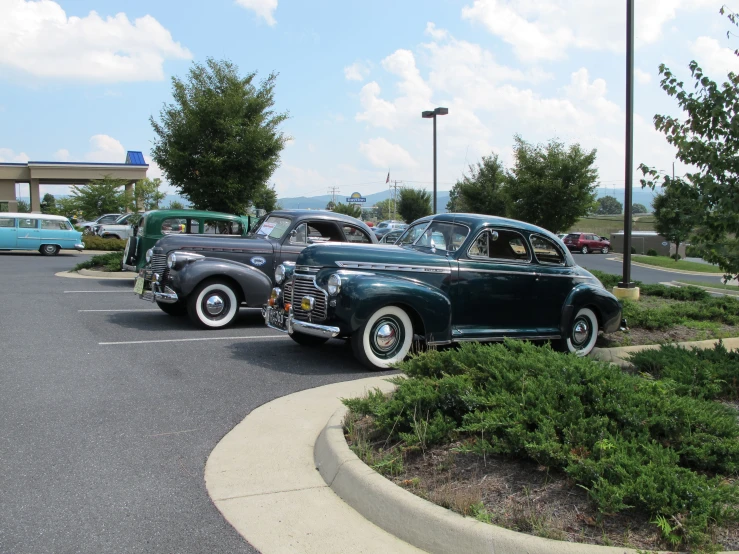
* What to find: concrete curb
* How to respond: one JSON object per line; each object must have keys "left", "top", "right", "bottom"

{"left": 55, "top": 270, "right": 134, "bottom": 280}
{"left": 606, "top": 255, "right": 724, "bottom": 276}
{"left": 592, "top": 337, "right": 739, "bottom": 367}
{"left": 672, "top": 280, "right": 739, "bottom": 297}
{"left": 316, "top": 400, "right": 739, "bottom": 554}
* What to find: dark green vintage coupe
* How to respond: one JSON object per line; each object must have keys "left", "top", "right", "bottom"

{"left": 263, "top": 214, "right": 623, "bottom": 370}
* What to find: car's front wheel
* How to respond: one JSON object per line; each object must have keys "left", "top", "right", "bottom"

{"left": 157, "top": 301, "right": 187, "bottom": 316}
{"left": 187, "top": 280, "right": 240, "bottom": 329}
{"left": 562, "top": 307, "right": 599, "bottom": 356}
{"left": 580, "top": 245, "right": 589, "bottom": 254}
{"left": 39, "top": 244, "right": 60, "bottom": 256}
{"left": 351, "top": 305, "right": 414, "bottom": 370}
{"left": 601, "top": 246, "right": 609, "bottom": 254}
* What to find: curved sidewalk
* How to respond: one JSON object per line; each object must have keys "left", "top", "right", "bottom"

{"left": 205, "top": 376, "right": 423, "bottom": 554}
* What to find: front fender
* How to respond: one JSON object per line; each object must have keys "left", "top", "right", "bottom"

{"left": 561, "top": 284, "right": 622, "bottom": 335}
{"left": 332, "top": 272, "right": 453, "bottom": 343}
{"left": 169, "top": 258, "right": 272, "bottom": 306}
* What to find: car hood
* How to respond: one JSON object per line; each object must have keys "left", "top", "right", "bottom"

{"left": 153, "top": 233, "right": 274, "bottom": 254}
{"left": 296, "top": 243, "right": 451, "bottom": 272}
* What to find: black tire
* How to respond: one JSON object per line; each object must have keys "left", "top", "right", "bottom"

{"left": 559, "top": 307, "right": 599, "bottom": 356}
{"left": 156, "top": 301, "right": 187, "bottom": 316}
{"left": 351, "top": 305, "right": 414, "bottom": 370}
{"left": 39, "top": 244, "right": 60, "bottom": 256}
{"left": 601, "top": 246, "right": 609, "bottom": 254}
{"left": 123, "top": 237, "right": 139, "bottom": 266}
{"left": 580, "top": 245, "right": 589, "bottom": 254}
{"left": 186, "top": 280, "right": 240, "bottom": 329}
{"left": 289, "top": 332, "right": 328, "bottom": 347}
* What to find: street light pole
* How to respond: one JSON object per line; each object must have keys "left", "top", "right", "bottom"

{"left": 422, "top": 107, "right": 448, "bottom": 214}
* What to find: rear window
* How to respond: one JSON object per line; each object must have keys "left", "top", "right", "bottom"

{"left": 565, "top": 234, "right": 580, "bottom": 240}
{"left": 204, "top": 219, "right": 243, "bottom": 235}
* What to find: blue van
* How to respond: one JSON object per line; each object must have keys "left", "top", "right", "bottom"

{"left": 0, "top": 213, "right": 84, "bottom": 255}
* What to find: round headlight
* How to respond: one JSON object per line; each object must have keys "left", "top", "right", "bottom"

{"left": 327, "top": 273, "right": 342, "bottom": 296}
{"left": 145, "top": 248, "right": 153, "bottom": 263}
{"left": 275, "top": 264, "right": 286, "bottom": 284}
{"left": 167, "top": 252, "right": 176, "bottom": 269}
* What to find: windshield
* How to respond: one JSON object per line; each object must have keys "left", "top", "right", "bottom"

{"left": 377, "top": 222, "right": 388, "bottom": 228}
{"left": 252, "top": 215, "right": 292, "bottom": 239}
{"left": 397, "top": 221, "right": 470, "bottom": 253}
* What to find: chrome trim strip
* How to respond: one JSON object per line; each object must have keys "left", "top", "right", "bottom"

{"left": 458, "top": 267, "right": 536, "bottom": 276}
{"left": 296, "top": 265, "right": 320, "bottom": 272}
{"left": 454, "top": 334, "right": 560, "bottom": 342}
{"left": 336, "top": 260, "right": 451, "bottom": 274}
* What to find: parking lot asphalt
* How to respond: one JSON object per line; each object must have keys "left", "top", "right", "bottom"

{"left": 0, "top": 252, "right": 396, "bottom": 554}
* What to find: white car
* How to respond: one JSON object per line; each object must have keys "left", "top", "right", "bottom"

{"left": 79, "top": 213, "right": 122, "bottom": 235}
{"left": 95, "top": 213, "right": 142, "bottom": 240}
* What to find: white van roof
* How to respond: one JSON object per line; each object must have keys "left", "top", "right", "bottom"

{"left": 0, "top": 212, "right": 70, "bottom": 221}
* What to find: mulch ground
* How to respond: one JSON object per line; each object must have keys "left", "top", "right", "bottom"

{"left": 596, "top": 323, "right": 739, "bottom": 348}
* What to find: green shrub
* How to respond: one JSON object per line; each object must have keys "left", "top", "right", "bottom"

{"left": 672, "top": 253, "right": 682, "bottom": 261}
{"left": 82, "top": 235, "right": 126, "bottom": 251}
{"left": 639, "top": 283, "right": 710, "bottom": 301}
{"left": 344, "top": 341, "right": 739, "bottom": 549}
{"left": 631, "top": 246, "right": 636, "bottom": 254}
{"left": 587, "top": 269, "right": 624, "bottom": 289}
{"left": 686, "top": 244, "right": 703, "bottom": 258}
{"left": 647, "top": 249, "right": 658, "bottom": 256}
{"left": 630, "top": 342, "right": 739, "bottom": 400}
{"left": 73, "top": 252, "right": 124, "bottom": 272}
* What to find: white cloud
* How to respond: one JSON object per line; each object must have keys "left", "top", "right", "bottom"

{"left": 84, "top": 135, "right": 126, "bottom": 163}
{"left": 53, "top": 149, "right": 70, "bottom": 162}
{"left": 461, "top": 0, "right": 715, "bottom": 62}
{"left": 690, "top": 36, "right": 739, "bottom": 76}
{"left": 356, "top": 82, "right": 398, "bottom": 129}
{"left": 235, "top": 0, "right": 278, "bottom": 26}
{"left": 359, "top": 138, "right": 418, "bottom": 169}
{"left": 271, "top": 164, "right": 329, "bottom": 196}
{"left": 635, "top": 68, "right": 653, "bottom": 84}
{"left": 0, "top": 1, "right": 191, "bottom": 82}
{"left": 344, "top": 61, "right": 371, "bottom": 81}
{"left": 0, "top": 148, "right": 29, "bottom": 163}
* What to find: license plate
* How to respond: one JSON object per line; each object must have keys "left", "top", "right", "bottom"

{"left": 133, "top": 277, "right": 145, "bottom": 295}
{"left": 268, "top": 308, "right": 286, "bottom": 330}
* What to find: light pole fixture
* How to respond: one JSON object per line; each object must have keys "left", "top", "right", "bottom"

{"left": 422, "top": 107, "right": 448, "bottom": 214}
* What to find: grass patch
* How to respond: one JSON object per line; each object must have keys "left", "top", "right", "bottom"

{"left": 675, "top": 280, "right": 739, "bottom": 292}
{"left": 82, "top": 235, "right": 126, "bottom": 252}
{"left": 72, "top": 252, "right": 123, "bottom": 272}
{"left": 631, "top": 255, "right": 724, "bottom": 273}
{"left": 344, "top": 341, "right": 739, "bottom": 551}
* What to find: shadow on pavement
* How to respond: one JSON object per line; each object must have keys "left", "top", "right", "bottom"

{"left": 105, "top": 308, "right": 267, "bottom": 332}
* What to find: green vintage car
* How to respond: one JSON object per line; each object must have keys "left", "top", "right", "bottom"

{"left": 264, "top": 213, "right": 623, "bottom": 370}
{"left": 121, "top": 209, "right": 253, "bottom": 271}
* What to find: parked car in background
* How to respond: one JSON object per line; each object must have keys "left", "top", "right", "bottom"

{"left": 134, "top": 210, "right": 377, "bottom": 328}
{"left": 78, "top": 213, "right": 122, "bottom": 235}
{"left": 121, "top": 209, "right": 253, "bottom": 272}
{"left": 563, "top": 232, "right": 611, "bottom": 254}
{"left": 264, "top": 213, "right": 622, "bottom": 369}
{"left": 94, "top": 213, "right": 142, "bottom": 240}
{"left": 0, "top": 212, "right": 83, "bottom": 255}
{"left": 379, "top": 228, "right": 405, "bottom": 244}
{"left": 373, "top": 220, "right": 407, "bottom": 239}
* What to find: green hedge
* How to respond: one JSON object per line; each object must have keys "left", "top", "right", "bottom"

{"left": 73, "top": 252, "right": 124, "bottom": 272}
{"left": 82, "top": 236, "right": 126, "bottom": 251}
{"left": 345, "top": 341, "right": 739, "bottom": 550}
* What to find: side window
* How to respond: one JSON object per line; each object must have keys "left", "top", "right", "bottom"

{"left": 204, "top": 219, "right": 243, "bottom": 235}
{"left": 19, "top": 218, "right": 38, "bottom": 229}
{"left": 470, "top": 229, "right": 530, "bottom": 262}
{"left": 161, "top": 218, "right": 186, "bottom": 234}
{"left": 41, "top": 219, "right": 65, "bottom": 230}
{"left": 188, "top": 219, "right": 201, "bottom": 233}
{"left": 531, "top": 235, "right": 565, "bottom": 265}
{"left": 468, "top": 232, "right": 489, "bottom": 257}
{"left": 0, "top": 217, "right": 15, "bottom": 228}
{"left": 343, "top": 225, "right": 372, "bottom": 243}
{"left": 290, "top": 223, "right": 308, "bottom": 244}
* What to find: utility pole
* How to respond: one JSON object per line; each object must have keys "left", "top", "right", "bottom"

{"left": 327, "top": 186, "right": 340, "bottom": 209}
{"left": 389, "top": 180, "right": 402, "bottom": 219}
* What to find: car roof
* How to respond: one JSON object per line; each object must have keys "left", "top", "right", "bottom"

{"left": 415, "top": 213, "right": 559, "bottom": 236}
{"left": 0, "top": 212, "right": 70, "bottom": 221}
{"left": 266, "top": 209, "right": 371, "bottom": 226}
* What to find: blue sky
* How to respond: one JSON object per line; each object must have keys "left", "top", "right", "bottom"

{"left": 1, "top": 0, "right": 738, "bottom": 200}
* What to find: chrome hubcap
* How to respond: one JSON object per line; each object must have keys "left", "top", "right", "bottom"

{"left": 205, "top": 295, "right": 225, "bottom": 316}
{"left": 573, "top": 320, "right": 589, "bottom": 345}
{"left": 374, "top": 324, "right": 397, "bottom": 351}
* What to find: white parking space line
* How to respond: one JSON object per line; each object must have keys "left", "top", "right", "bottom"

{"left": 64, "top": 290, "right": 132, "bottom": 294}
{"left": 78, "top": 309, "right": 160, "bottom": 312}
{"left": 99, "top": 335, "right": 289, "bottom": 346}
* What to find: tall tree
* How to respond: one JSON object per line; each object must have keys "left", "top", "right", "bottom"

{"left": 507, "top": 136, "right": 598, "bottom": 233}
{"left": 640, "top": 9, "right": 739, "bottom": 279}
{"left": 651, "top": 180, "right": 702, "bottom": 259}
{"left": 151, "top": 58, "right": 289, "bottom": 214}
{"left": 250, "top": 183, "right": 279, "bottom": 212}
{"left": 397, "top": 188, "right": 432, "bottom": 224}
{"left": 41, "top": 193, "right": 57, "bottom": 214}
{"left": 632, "top": 203, "right": 648, "bottom": 214}
{"left": 69, "top": 176, "right": 127, "bottom": 220}
{"left": 373, "top": 198, "right": 399, "bottom": 221}
{"left": 332, "top": 202, "right": 362, "bottom": 219}
{"left": 166, "top": 200, "right": 185, "bottom": 210}
{"left": 446, "top": 154, "right": 507, "bottom": 215}
{"left": 125, "top": 178, "right": 166, "bottom": 212}
{"left": 16, "top": 199, "right": 30, "bottom": 213}
{"left": 595, "top": 195, "right": 623, "bottom": 215}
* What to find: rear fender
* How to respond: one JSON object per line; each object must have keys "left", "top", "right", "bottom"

{"left": 171, "top": 258, "right": 272, "bottom": 306}
{"left": 561, "top": 284, "right": 622, "bottom": 335}
{"left": 334, "top": 273, "right": 452, "bottom": 343}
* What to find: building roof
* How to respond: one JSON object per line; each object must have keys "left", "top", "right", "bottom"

{"left": 126, "top": 151, "right": 147, "bottom": 165}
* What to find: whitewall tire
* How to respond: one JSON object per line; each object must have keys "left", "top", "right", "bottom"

{"left": 187, "top": 282, "right": 239, "bottom": 329}
{"left": 564, "top": 307, "right": 599, "bottom": 356}
{"left": 352, "top": 306, "right": 414, "bottom": 370}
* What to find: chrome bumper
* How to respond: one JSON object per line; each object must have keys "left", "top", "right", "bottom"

{"left": 74, "top": 243, "right": 85, "bottom": 251}
{"left": 122, "top": 263, "right": 137, "bottom": 272}
{"left": 140, "top": 284, "right": 179, "bottom": 304}
{"left": 262, "top": 306, "right": 340, "bottom": 338}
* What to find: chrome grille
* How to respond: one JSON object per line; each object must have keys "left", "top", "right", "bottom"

{"left": 150, "top": 253, "right": 167, "bottom": 274}
{"left": 290, "top": 274, "right": 327, "bottom": 321}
